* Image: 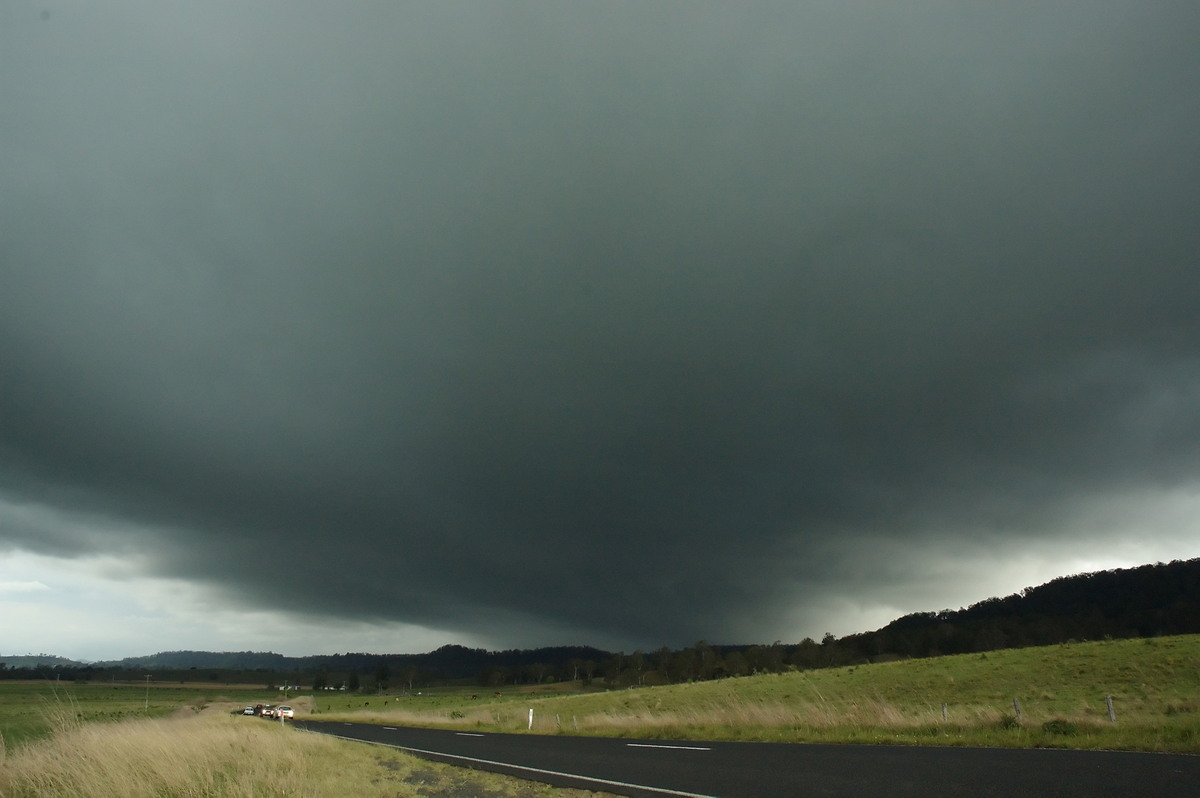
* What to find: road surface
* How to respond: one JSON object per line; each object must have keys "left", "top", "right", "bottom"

{"left": 296, "top": 719, "right": 1200, "bottom": 797}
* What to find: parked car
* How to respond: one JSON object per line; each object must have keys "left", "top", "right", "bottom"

{"left": 275, "top": 705, "right": 294, "bottom": 719}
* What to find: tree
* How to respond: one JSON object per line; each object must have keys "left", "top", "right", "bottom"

{"left": 694, "top": 641, "right": 716, "bottom": 680}
{"left": 654, "top": 647, "right": 673, "bottom": 683}
{"left": 672, "top": 648, "right": 697, "bottom": 682}
{"left": 630, "top": 651, "right": 647, "bottom": 685}
{"left": 526, "top": 662, "right": 552, "bottom": 684}
{"left": 790, "top": 637, "right": 821, "bottom": 669}
{"left": 723, "top": 650, "right": 750, "bottom": 677}
{"left": 375, "top": 661, "right": 390, "bottom": 691}
{"left": 820, "top": 633, "right": 844, "bottom": 667}
{"left": 603, "top": 653, "right": 624, "bottom": 687}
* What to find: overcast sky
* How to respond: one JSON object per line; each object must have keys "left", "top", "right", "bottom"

{"left": 2, "top": 2, "right": 1199, "bottom": 662}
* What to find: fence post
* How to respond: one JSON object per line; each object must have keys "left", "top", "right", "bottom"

{"left": 941, "top": 703, "right": 948, "bottom": 722}
{"left": 1012, "top": 698, "right": 1022, "bottom": 721}
{"left": 1106, "top": 695, "right": 1117, "bottom": 723}
{"left": 528, "top": 708, "right": 534, "bottom": 730}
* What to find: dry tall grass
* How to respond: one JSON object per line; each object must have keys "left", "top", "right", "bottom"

{"left": 0, "top": 711, "right": 610, "bottom": 798}
{"left": 1, "top": 713, "right": 327, "bottom": 798}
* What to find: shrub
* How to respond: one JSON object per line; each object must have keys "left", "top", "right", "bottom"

{"left": 1041, "top": 719, "right": 1078, "bottom": 736}
{"left": 997, "top": 714, "right": 1022, "bottom": 730}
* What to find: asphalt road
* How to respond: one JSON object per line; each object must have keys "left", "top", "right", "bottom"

{"left": 296, "top": 720, "right": 1200, "bottom": 797}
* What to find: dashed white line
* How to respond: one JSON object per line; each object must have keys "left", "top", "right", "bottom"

{"left": 455, "top": 732, "right": 486, "bottom": 737}
{"left": 628, "top": 743, "right": 712, "bottom": 751}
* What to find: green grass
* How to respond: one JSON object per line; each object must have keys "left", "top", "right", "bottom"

{"left": 0, "top": 682, "right": 283, "bottom": 748}
{"left": 313, "top": 635, "right": 1200, "bottom": 753}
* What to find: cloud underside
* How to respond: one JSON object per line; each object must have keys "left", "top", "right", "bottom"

{"left": 2, "top": 2, "right": 1199, "bottom": 650}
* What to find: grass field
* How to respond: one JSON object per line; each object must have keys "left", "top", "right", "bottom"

{"left": 312, "top": 635, "right": 1200, "bottom": 753}
{"left": 0, "top": 681, "right": 284, "bottom": 748}
{"left": 0, "top": 686, "right": 614, "bottom": 797}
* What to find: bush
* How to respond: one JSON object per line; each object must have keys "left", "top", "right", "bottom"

{"left": 1041, "top": 719, "right": 1078, "bottom": 736}
{"left": 997, "top": 714, "right": 1022, "bottom": 730}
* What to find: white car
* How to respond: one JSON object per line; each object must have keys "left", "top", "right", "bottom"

{"left": 275, "top": 705, "right": 294, "bottom": 719}
{"left": 261, "top": 705, "right": 276, "bottom": 718}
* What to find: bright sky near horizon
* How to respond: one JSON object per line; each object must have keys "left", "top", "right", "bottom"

{"left": 3, "top": 2, "right": 1199, "bottom": 662}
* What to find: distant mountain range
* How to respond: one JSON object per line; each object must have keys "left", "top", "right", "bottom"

{"left": 88, "top": 645, "right": 613, "bottom": 678}
{"left": 5, "top": 559, "right": 1198, "bottom": 681}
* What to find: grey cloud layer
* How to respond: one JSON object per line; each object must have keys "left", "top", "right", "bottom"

{"left": 3, "top": 2, "right": 1199, "bottom": 648}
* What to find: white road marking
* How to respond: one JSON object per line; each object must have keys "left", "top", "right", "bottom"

{"left": 455, "top": 732, "right": 486, "bottom": 737}
{"left": 314, "top": 731, "right": 718, "bottom": 798}
{"left": 628, "top": 743, "right": 712, "bottom": 751}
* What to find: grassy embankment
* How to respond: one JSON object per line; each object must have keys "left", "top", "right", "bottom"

{"left": 313, "top": 635, "right": 1200, "bottom": 753}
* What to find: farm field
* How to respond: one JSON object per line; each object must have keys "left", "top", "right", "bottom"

{"left": 311, "top": 635, "right": 1200, "bottom": 753}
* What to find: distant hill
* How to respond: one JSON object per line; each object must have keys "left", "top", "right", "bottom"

{"left": 0, "top": 654, "right": 86, "bottom": 669}
{"left": 837, "top": 558, "right": 1200, "bottom": 660}
{"left": 96, "top": 650, "right": 293, "bottom": 671}
{"left": 92, "top": 644, "right": 614, "bottom": 681}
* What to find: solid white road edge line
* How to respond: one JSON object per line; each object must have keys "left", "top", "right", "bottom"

{"left": 315, "top": 731, "right": 718, "bottom": 798}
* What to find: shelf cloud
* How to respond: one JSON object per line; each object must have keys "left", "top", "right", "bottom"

{"left": 2, "top": 2, "right": 1199, "bottom": 659}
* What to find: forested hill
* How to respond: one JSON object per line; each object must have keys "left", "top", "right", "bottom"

{"left": 837, "top": 558, "right": 1200, "bottom": 660}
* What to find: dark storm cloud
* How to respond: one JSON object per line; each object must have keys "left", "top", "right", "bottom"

{"left": 2, "top": 2, "right": 1199, "bottom": 649}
